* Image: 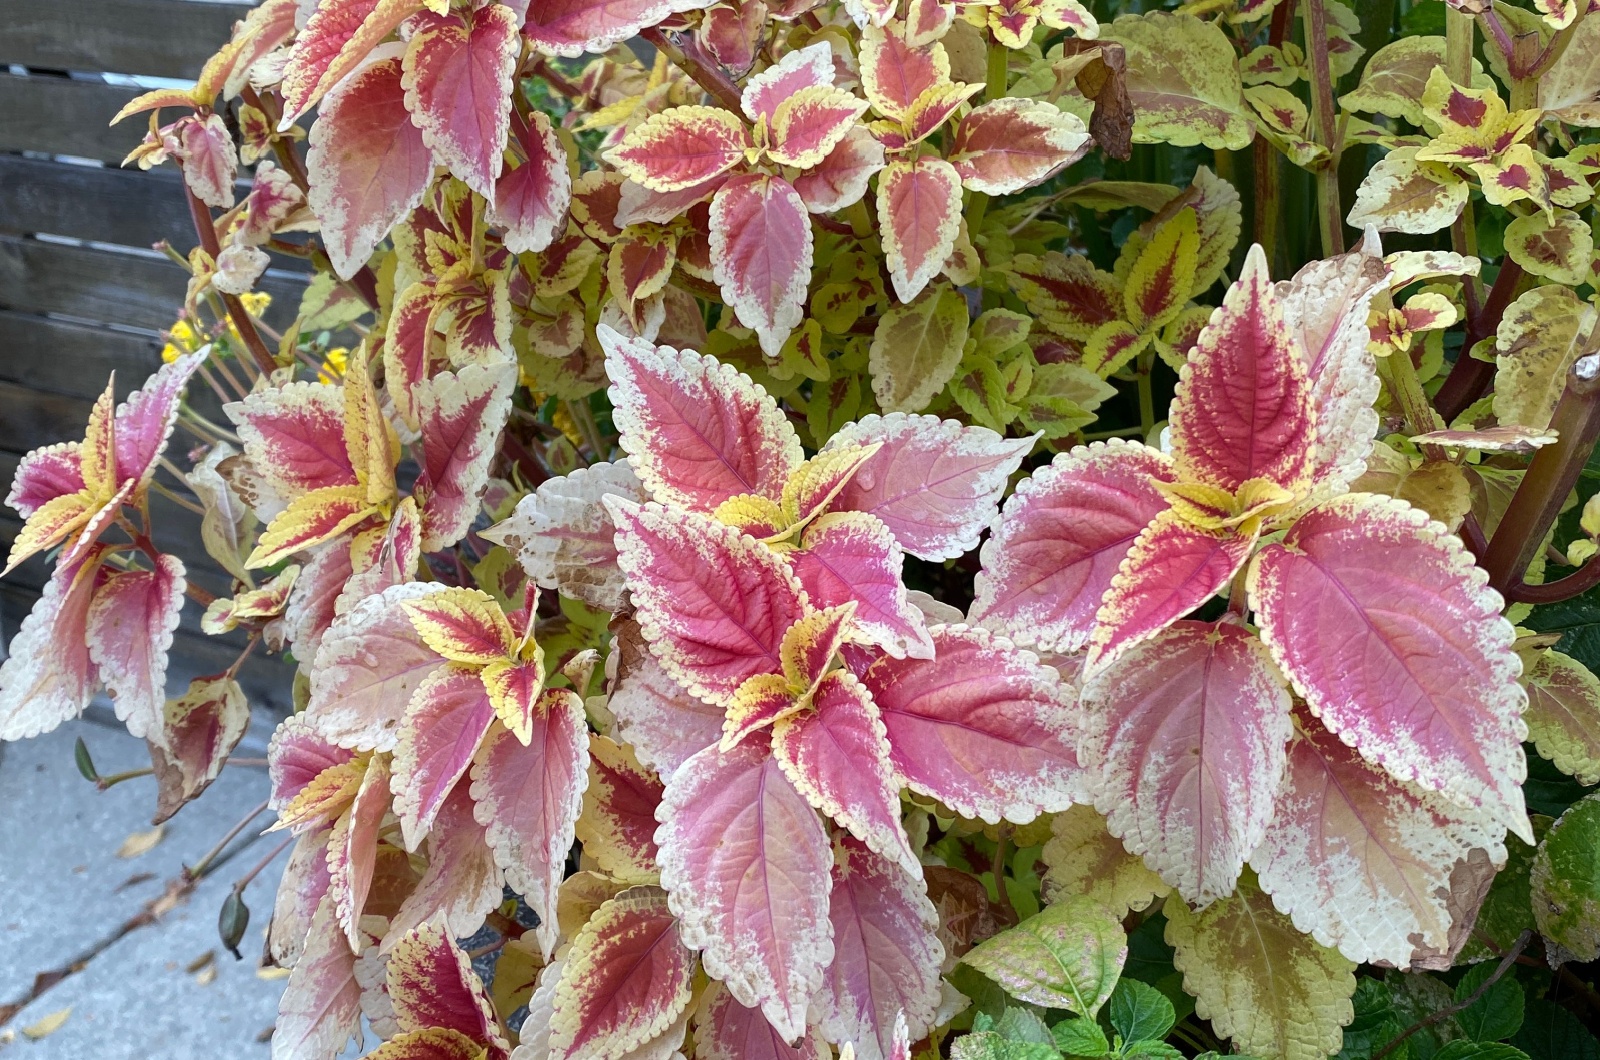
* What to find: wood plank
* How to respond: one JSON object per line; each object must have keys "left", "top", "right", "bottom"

{"left": 0, "top": 73, "right": 147, "bottom": 163}
{"left": 0, "top": 0, "right": 252, "bottom": 79}
{"left": 0, "top": 382, "right": 94, "bottom": 455}
{"left": 0, "top": 235, "right": 306, "bottom": 331}
{"left": 0, "top": 157, "right": 198, "bottom": 248}
{"left": 0, "top": 313, "right": 164, "bottom": 401}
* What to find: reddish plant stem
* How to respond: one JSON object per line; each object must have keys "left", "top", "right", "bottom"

{"left": 528, "top": 57, "right": 583, "bottom": 100}
{"left": 641, "top": 26, "right": 745, "bottom": 112}
{"left": 1435, "top": 259, "right": 1524, "bottom": 421}
{"left": 184, "top": 186, "right": 279, "bottom": 376}
{"left": 1372, "top": 931, "right": 1532, "bottom": 1060}
{"left": 1483, "top": 354, "right": 1600, "bottom": 597}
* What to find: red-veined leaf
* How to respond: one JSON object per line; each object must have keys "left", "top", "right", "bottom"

{"left": 741, "top": 41, "right": 838, "bottom": 123}
{"left": 401, "top": 4, "right": 519, "bottom": 198}
{"left": 86, "top": 553, "right": 185, "bottom": 744}
{"left": 792, "top": 126, "right": 886, "bottom": 213}
{"left": 609, "top": 500, "right": 808, "bottom": 706}
{"left": 493, "top": 110, "right": 572, "bottom": 254}
{"left": 470, "top": 693, "right": 591, "bottom": 958}
{"left": 306, "top": 51, "right": 433, "bottom": 279}
{"left": 602, "top": 326, "right": 803, "bottom": 509}
{"left": 790, "top": 511, "right": 933, "bottom": 660}
{"left": 114, "top": 352, "right": 205, "bottom": 501}
{"left": 1170, "top": 244, "right": 1317, "bottom": 494}
{"left": 861, "top": 625, "right": 1083, "bottom": 823}
{"left": 279, "top": 0, "right": 420, "bottom": 123}
{"left": 386, "top": 921, "right": 509, "bottom": 1056}
{"left": 657, "top": 737, "right": 834, "bottom": 1041}
{"left": 822, "top": 413, "right": 1036, "bottom": 561}
{"left": 1248, "top": 493, "right": 1531, "bottom": 842}
{"left": 413, "top": 362, "right": 517, "bottom": 551}
{"left": 971, "top": 440, "right": 1174, "bottom": 654}
{"left": 226, "top": 380, "right": 357, "bottom": 504}
{"left": 860, "top": 23, "right": 949, "bottom": 120}
{"left": 393, "top": 665, "right": 496, "bottom": 850}
{"left": 948, "top": 98, "right": 1090, "bottom": 194}
{"left": 5, "top": 442, "right": 84, "bottom": 518}
{"left": 768, "top": 86, "right": 871, "bottom": 169}
{"left": 710, "top": 174, "right": 814, "bottom": 356}
{"left": 1079, "top": 620, "right": 1293, "bottom": 904}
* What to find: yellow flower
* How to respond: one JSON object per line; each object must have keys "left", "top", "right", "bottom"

{"left": 318, "top": 347, "right": 349, "bottom": 384}
{"left": 161, "top": 319, "right": 201, "bottom": 363}
{"left": 239, "top": 291, "right": 273, "bottom": 316}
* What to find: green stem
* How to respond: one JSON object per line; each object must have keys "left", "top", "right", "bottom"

{"left": 1136, "top": 348, "right": 1157, "bottom": 437}
{"left": 1303, "top": 0, "right": 1345, "bottom": 256}
{"left": 1376, "top": 349, "right": 1445, "bottom": 461}
{"left": 985, "top": 40, "right": 1009, "bottom": 101}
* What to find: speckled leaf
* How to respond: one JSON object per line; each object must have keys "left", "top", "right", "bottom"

{"left": 1251, "top": 711, "right": 1507, "bottom": 967}
{"left": 1101, "top": 13, "right": 1252, "bottom": 149}
{"left": 1520, "top": 648, "right": 1600, "bottom": 785}
{"left": 602, "top": 327, "right": 802, "bottom": 511}
{"left": 694, "top": 981, "right": 830, "bottom": 1060}
{"left": 656, "top": 738, "right": 834, "bottom": 1041}
{"left": 1531, "top": 793, "right": 1600, "bottom": 964}
{"left": 861, "top": 625, "right": 1083, "bottom": 824}
{"left": 1248, "top": 493, "right": 1531, "bottom": 842}
{"left": 386, "top": 921, "right": 508, "bottom": 1055}
{"left": 271, "top": 896, "right": 364, "bottom": 1060}
{"left": 1164, "top": 874, "right": 1357, "bottom": 1060}
{"left": 816, "top": 836, "right": 944, "bottom": 1060}
{"left": 149, "top": 674, "right": 251, "bottom": 823}
{"left": 1505, "top": 209, "right": 1593, "bottom": 285}
{"left": 1348, "top": 148, "right": 1468, "bottom": 235}
{"left": 971, "top": 441, "right": 1174, "bottom": 654}
{"left": 1080, "top": 620, "right": 1292, "bottom": 905}
{"left": 960, "top": 895, "right": 1125, "bottom": 1015}
{"left": 1493, "top": 285, "right": 1598, "bottom": 432}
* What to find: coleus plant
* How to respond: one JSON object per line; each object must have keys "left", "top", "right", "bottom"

{"left": 12, "top": 0, "right": 1600, "bottom": 1056}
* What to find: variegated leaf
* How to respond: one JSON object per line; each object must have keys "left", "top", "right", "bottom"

{"left": 609, "top": 500, "right": 808, "bottom": 707}
{"left": 1252, "top": 711, "right": 1506, "bottom": 967}
{"left": 822, "top": 413, "right": 1036, "bottom": 561}
{"left": 878, "top": 157, "right": 962, "bottom": 304}
{"left": 1041, "top": 804, "right": 1171, "bottom": 916}
{"left": 0, "top": 549, "right": 105, "bottom": 741}
{"left": 401, "top": 4, "right": 519, "bottom": 198}
{"left": 607, "top": 618, "right": 725, "bottom": 779}
{"left": 326, "top": 754, "right": 391, "bottom": 948}
{"left": 471, "top": 693, "right": 591, "bottom": 959}
{"left": 793, "top": 126, "right": 886, "bottom": 213}
{"left": 1347, "top": 148, "right": 1468, "bottom": 235}
{"left": 1520, "top": 648, "right": 1600, "bottom": 786}
{"left": 694, "top": 981, "right": 829, "bottom": 1060}
{"left": 1248, "top": 493, "right": 1531, "bottom": 842}
{"left": 524, "top": 0, "right": 719, "bottom": 58}
{"left": 393, "top": 665, "right": 496, "bottom": 850}
{"left": 148, "top": 673, "right": 251, "bottom": 823}
{"left": 272, "top": 895, "right": 364, "bottom": 1060}
{"left": 386, "top": 921, "right": 508, "bottom": 1056}
{"left": 656, "top": 738, "right": 834, "bottom": 1041}
{"left": 387, "top": 785, "right": 503, "bottom": 941}
{"left": 791, "top": 511, "right": 934, "bottom": 660}
{"left": 861, "top": 625, "right": 1082, "bottom": 824}
{"left": 1080, "top": 620, "right": 1292, "bottom": 905}
{"left": 949, "top": 99, "right": 1090, "bottom": 195}
{"left": 576, "top": 735, "right": 664, "bottom": 880}
{"left": 710, "top": 174, "right": 814, "bottom": 356}
{"left": 971, "top": 441, "right": 1174, "bottom": 654}
{"left": 413, "top": 362, "right": 517, "bottom": 552}
{"left": 602, "top": 326, "right": 803, "bottom": 510}
{"left": 608, "top": 106, "right": 749, "bottom": 192}
{"left": 492, "top": 110, "right": 572, "bottom": 254}
{"left": 306, "top": 51, "right": 434, "bottom": 279}
{"left": 1102, "top": 12, "right": 1253, "bottom": 149}
{"left": 86, "top": 554, "right": 185, "bottom": 744}
{"left": 816, "top": 837, "right": 944, "bottom": 1060}
{"left": 549, "top": 888, "right": 696, "bottom": 1060}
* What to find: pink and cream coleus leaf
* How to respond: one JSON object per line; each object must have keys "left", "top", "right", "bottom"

{"left": 971, "top": 440, "right": 1175, "bottom": 654}
{"left": 858, "top": 624, "right": 1084, "bottom": 824}
{"left": 1275, "top": 231, "right": 1391, "bottom": 495}
{"left": 326, "top": 752, "right": 391, "bottom": 948}
{"left": 1086, "top": 511, "right": 1258, "bottom": 673}
{"left": 412, "top": 362, "right": 517, "bottom": 552}
{"left": 1169, "top": 244, "right": 1318, "bottom": 495}
{"left": 710, "top": 174, "right": 814, "bottom": 356}
{"left": 1079, "top": 620, "right": 1293, "bottom": 905}
{"left": 607, "top": 619, "right": 726, "bottom": 779}
{"left": 387, "top": 785, "right": 503, "bottom": 941}
{"left": 268, "top": 713, "right": 358, "bottom": 819}
{"left": 773, "top": 670, "right": 919, "bottom": 876}
{"left": 278, "top": 0, "right": 423, "bottom": 124}
{"left": 392, "top": 665, "right": 497, "bottom": 850}
{"left": 859, "top": 22, "right": 950, "bottom": 121}
{"left": 113, "top": 352, "right": 206, "bottom": 502}
{"left": 86, "top": 553, "right": 186, "bottom": 744}
{"left": 384, "top": 922, "right": 509, "bottom": 1057}
{"left": 792, "top": 127, "right": 887, "bottom": 214}
{"left": 767, "top": 87, "right": 872, "bottom": 169}
{"left": 576, "top": 735, "right": 665, "bottom": 880}
{"left": 403, "top": 587, "right": 515, "bottom": 667}
{"left": 1251, "top": 710, "right": 1507, "bottom": 966}
{"left": 482, "top": 460, "right": 647, "bottom": 613}
{"left": 149, "top": 673, "right": 251, "bottom": 823}
{"left": 5, "top": 442, "right": 85, "bottom": 519}
{"left": 948, "top": 99, "right": 1091, "bottom": 195}
{"left": 608, "top": 106, "right": 750, "bottom": 192}
{"left": 245, "top": 484, "right": 379, "bottom": 569}
{"left": 742, "top": 41, "right": 839, "bottom": 123}
{"left": 1249, "top": 492, "right": 1530, "bottom": 841}
{"left": 307, "top": 581, "right": 451, "bottom": 752}
{"left": 609, "top": 499, "right": 808, "bottom": 706}
{"left": 655, "top": 736, "right": 834, "bottom": 1042}
{"left": 273, "top": 895, "right": 366, "bottom": 1060}
{"left": 820, "top": 413, "right": 1037, "bottom": 561}
{"left": 470, "top": 692, "right": 591, "bottom": 959}
{"left": 226, "top": 380, "right": 358, "bottom": 506}
{"left": 548, "top": 887, "right": 696, "bottom": 1060}
{"left": 306, "top": 49, "right": 434, "bottom": 279}
{"left": 401, "top": 3, "right": 519, "bottom": 199}
{"left": 695, "top": 981, "right": 829, "bottom": 1060}
{"left": 0, "top": 548, "right": 105, "bottom": 741}
{"left": 492, "top": 109, "right": 572, "bottom": 254}
{"left": 877, "top": 156, "right": 962, "bottom": 304}
{"left": 790, "top": 511, "right": 934, "bottom": 660}
{"left": 816, "top": 836, "right": 944, "bottom": 1060}
{"left": 602, "top": 326, "right": 803, "bottom": 510}
{"left": 523, "top": 0, "right": 719, "bottom": 58}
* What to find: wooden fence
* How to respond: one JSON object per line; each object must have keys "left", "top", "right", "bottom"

{"left": 0, "top": 0, "right": 300, "bottom": 701}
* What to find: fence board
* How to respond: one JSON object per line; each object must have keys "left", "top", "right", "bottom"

{"left": 0, "top": 0, "right": 252, "bottom": 79}
{"left": 0, "top": 312, "right": 164, "bottom": 401}
{"left": 0, "top": 73, "right": 147, "bottom": 163}
{"left": 0, "top": 236, "right": 306, "bottom": 331}
{"left": 0, "top": 157, "right": 198, "bottom": 248}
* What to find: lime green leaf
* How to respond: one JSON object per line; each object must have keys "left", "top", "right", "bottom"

{"left": 1493, "top": 286, "right": 1598, "bottom": 432}
{"left": 869, "top": 282, "right": 971, "bottom": 413}
{"left": 1052, "top": 1016, "right": 1111, "bottom": 1057}
{"left": 961, "top": 895, "right": 1126, "bottom": 1016}
{"left": 1102, "top": 13, "right": 1254, "bottom": 150}
{"left": 1531, "top": 792, "right": 1600, "bottom": 963}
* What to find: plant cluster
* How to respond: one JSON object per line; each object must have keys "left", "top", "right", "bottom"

{"left": 11, "top": 0, "right": 1600, "bottom": 1056}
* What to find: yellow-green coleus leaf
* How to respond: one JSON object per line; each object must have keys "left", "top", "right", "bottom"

{"left": 1164, "top": 874, "right": 1357, "bottom": 1060}
{"left": 1347, "top": 147, "right": 1467, "bottom": 235}
{"left": 1493, "top": 284, "right": 1598, "bottom": 431}
{"left": 959, "top": 895, "right": 1126, "bottom": 1016}
{"left": 868, "top": 282, "right": 971, "bottom": 413}
{"left": 1340, "top": 36, "right": 1489, "bottom": 126}
{"left": 1100, "top": 12, "right": 1254, "bottom": 150}
{"left": 1506, "top": 209, "right": 1594, "bottom": 285}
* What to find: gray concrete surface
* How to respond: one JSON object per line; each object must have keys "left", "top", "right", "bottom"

{"left": 0, "top": 706, "right": 291, "bottom": 1057}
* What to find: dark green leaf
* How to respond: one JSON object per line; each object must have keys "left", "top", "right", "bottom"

{"left": 1453, "top": 961, "right": 1524, "bottom": 1041}
{"left": 218, "top": 890, "right": 250, "bottom": 960}
{"left": 1531, "top": 792, "right": 1600, "bottom": 963}
{"left": 1108, "top": 979, "right": 1175, "bottom": 1043}
{"left": 1522, "top": 752, "right": 1591, "bottom": 821}
{"left": 1051, "top": 1017, "right": 1110, "bottom": 1058}
{"left": 1526, "top": 590, "right": 1600, "bottom": 676}
{"left": 1119, "top": 1043, "right": 1182, "bottom": 1059}
{"left": 1431, "top": 1043, "right": 1531, "bottom": 1060}
{"left": 1509, "top": 999, "right": 1600, "bottom": 1060}
{"left": 995, "top": 1006, "right": 1055, "bottom": 1045}
{"left": 1460, "top": 818, "right": 1550, "bottom": 963}
{"left": 952, "top": 1032, "right": 1062, "bottom": 1060}
{"left": 1339, "top": 977, "right": 1409, "bottom": 1060}
{"left": 74, "top": 737, "right": 98, "bottom": 782}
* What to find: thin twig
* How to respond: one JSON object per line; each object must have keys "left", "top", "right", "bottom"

{"left": 187, "top": 799, "right": 270, "bottom": 881}
{"left": 1371, "top": 930, "right": 1533, "bottom": 1060}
